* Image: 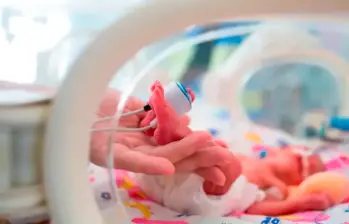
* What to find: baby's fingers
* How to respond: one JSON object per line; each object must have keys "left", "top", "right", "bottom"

{"left": 263, "top": 171, "right": 288, "bottom": 199}
{"left": 203, "top": 161, "right": 242, "bottom": 195}
{"left": 196, "top": 167, "right": 226, "bottom": 186}
{"left": 174, "top": 146, "right": 233, "bottom": 172}
{"left": 214, "top": 139, "right": 229, "bottom": 148}
{"left": 146, "top": 131, "right": 213, "bottom": 163}
{"left": 112, "top": 143, "right": 175, "bottom": 175}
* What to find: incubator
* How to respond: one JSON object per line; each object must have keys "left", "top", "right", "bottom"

{"left": 0, "top": 0, "right": 349, "bottom": 224}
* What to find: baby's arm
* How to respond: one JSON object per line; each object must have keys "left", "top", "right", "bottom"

{"left": 246, "top": 199, "right": 302, "bottom": 216}
{"left": 246, "top": 193, "right": 333, "bottom": 216}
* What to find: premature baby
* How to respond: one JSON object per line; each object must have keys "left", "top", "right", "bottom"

{"left": 133, "top": 81, "right": 333, "bottom": 217}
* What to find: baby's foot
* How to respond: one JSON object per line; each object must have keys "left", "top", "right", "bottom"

{"left": 299, "top": 193, "right": 334, "bottom": 211}
{"left": 141, "top": 81, "right": 192, "bottom": 144}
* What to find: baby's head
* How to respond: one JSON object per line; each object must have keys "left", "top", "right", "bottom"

{"left": 264, "top": 150, "right": 326, "bottom": 186}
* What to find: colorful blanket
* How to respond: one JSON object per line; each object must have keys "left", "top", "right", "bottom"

{"left": 89, "top": 124, "right": 349, "bottom": 224}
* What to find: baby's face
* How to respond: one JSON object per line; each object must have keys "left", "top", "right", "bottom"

{"left": 265, "top": 150, "right": 325, "bottom": 185}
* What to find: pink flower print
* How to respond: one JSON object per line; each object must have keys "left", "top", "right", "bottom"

{"left": 132, "top": 218, "right": 188, "bottom": 224}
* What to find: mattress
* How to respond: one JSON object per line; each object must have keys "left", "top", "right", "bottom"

{"left": 89, "top": 117, "right": 349, "bottom": 224}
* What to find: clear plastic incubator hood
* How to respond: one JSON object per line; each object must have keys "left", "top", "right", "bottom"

{"left": 0, "top": 0, "right": 348, "bottom": 224}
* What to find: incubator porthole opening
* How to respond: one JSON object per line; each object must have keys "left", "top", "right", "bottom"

{"left": 240, "top": 62, "right": 341, "bottom": 135}
{"left": 0, "top": 0, "right": 348, "bottom": 224}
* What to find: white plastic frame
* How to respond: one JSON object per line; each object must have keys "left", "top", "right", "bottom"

{"left": 43, "top": 0, "right": 349, "bottom": 223}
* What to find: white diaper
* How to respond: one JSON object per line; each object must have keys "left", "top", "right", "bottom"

{"left": 133, "top": 173, "right": 265, "bottom": 216}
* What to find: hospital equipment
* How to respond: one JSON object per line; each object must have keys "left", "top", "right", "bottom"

{"left": 328, "top": 116, "right": 349, "bottom": 132}
{"left": 202, "top": 23, "right": 349, "bottom": 136}
{"left": 0, "top": 0, "right": 348, "bottom": 224}
{"left": 297, "top": 112, "right": 349, "bottom": 142}
{"left": 92, "top": 81, "right": 193, "bottom": 132}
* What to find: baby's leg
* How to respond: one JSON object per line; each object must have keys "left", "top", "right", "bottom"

{"left": 246, "top": 193, "right": 333, "bottom": 216}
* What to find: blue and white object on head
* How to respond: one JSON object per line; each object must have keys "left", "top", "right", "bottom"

{"left": 150, "top": 82, "right": 193, "bottom": 127}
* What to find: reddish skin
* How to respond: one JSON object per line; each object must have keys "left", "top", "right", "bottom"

{"left": 141, "top": 82, "right": 192, "bottom": 144}
{"left": 203, "top": 139, "right": 244, "bottom": 195}
{"left": 90, "top": 83, "right": 240, "bottom": 185}
{"left": 246, "top": 193, "right": 334, "bottom": 216}
{"left": 199, "top": 132, "right": 332, "bottom": 216}
{"left": 140, "top": 81, "right": 241, "bottom": 195}
{"left": 139, "top": 81, "right": 332, "bottom": 215}
{"left": 239, "top": 151, "right": 326, "bottom": 198}
{"left": 91, "top": 89, "right": 229, "bottom": 177}
{"left": 239, "top": 150, "right": 331, "bottom": 215}
{"left": 9, "top": 82, "right": 331, "bottom": 215}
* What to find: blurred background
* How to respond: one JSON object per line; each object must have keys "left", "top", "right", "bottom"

{"left": 0, "top": 1, "right": 348, "bottom": 135}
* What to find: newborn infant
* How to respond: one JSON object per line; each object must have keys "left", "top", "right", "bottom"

{"left": 236, "top": 150, "right": 331, "bottom": 216}
{"left": 134, "top": 148, "right": 329, "bottom": 216}
{"left": 134, "top": 81, "right": 332, "bottom": 216}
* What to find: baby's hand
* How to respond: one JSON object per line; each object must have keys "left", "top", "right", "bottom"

{"left": 298, "top": 193, "right": 334, "bottom": 211}
{"left": 261, "top": 168, "right": 288, "bottom": 199}
{"left": 202, "top": 139, "right": 242, "bottom": 196}
{"left": 203, "top": 161, "right": 241, "bottom": 195}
